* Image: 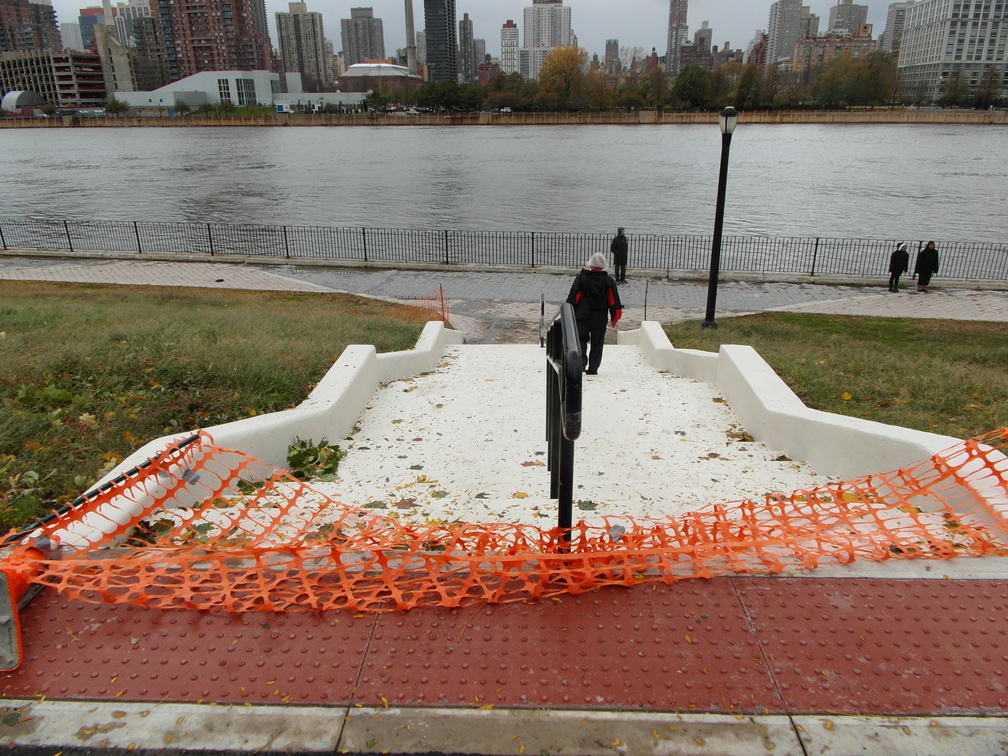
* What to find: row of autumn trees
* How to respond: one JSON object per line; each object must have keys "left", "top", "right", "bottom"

{"left": 370, "top": 45, "right": 1004, "bottom": 113}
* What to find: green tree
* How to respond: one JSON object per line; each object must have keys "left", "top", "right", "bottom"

{"left": 641, "top": 67, "right": 671, "bottom": 108}
{"left": 173, "top": 101, "right": 190, "bottom": 115}
{"left": 105, "top": 97, "right": 129, "bottom": 114}
{"left": 734, "top": 64, "right": 761, "bottom": 110}
{"left": 672, "top": 64, "right": 712, "bottom": 109}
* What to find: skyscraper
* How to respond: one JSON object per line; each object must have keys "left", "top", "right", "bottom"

{"left": 665, "top": 0, "right": 688, "bottom": 74}
{"left": 459, "top": 11, "right": 475, "bottom": 83}
{"left": 277, "top": 1, "right": 327, "bottom": 84}
{"left": 880, "top": 1, "right": 914, "bottom": 56}
{"left": 523, "top": 0, "right": 572, "bottom": 49}
{"left": 423, "top": 0, "right": 456, "bottom": 83}
{"left": 828, "top": 0, "right": 869, "bottom": 33}
{"left": 500, "top": 18, "right": 518, "bottom": 74}
{"left": 766, "top": 0, "right": 819, "bottom": 68}
{"left": 604, "top": 38, "right": 619, "bottom": 75}
{"left": 152, "top": 0, "right": 273, "bottom": 83}
{"left": 340, "top": 7, "right": 384, "bottom": 66}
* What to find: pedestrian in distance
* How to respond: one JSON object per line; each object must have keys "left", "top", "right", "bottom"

{"left": 566, "top": 252, "right": 623, "bottom": 376}
{"left": 888, "top": 243, "right": 909, "bottom": 292}
{"left": 915, "top": 241, "right": 940, "bottom": 293}
{"left": 610, "top": 227, "right": 628, "bottom": 283}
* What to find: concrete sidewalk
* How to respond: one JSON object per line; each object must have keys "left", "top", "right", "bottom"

{"left": 1, "top": 254, "right": 1007, "bottom": 344}
{"left": 1, "top": 253, "right": 1008, "bottom": 756}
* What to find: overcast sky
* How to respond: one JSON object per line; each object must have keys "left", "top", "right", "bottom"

{"left": 53, "top": 0, "right": 890, "bottom": 60}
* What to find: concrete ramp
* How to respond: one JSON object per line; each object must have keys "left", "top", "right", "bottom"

{"left": 317, "top": 344, "right": 830, "bottom": 526}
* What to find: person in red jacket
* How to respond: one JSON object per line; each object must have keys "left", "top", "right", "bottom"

{"left": 566, "top": 252, "right": 623, "bottom": 375}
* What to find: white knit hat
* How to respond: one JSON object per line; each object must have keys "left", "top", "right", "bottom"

{"left": 587, "top": 252, "right": 607, "bottom": 270}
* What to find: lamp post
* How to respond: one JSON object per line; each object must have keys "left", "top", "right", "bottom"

{"left": 702, "top": 105, "right": 739, "bottom": 329}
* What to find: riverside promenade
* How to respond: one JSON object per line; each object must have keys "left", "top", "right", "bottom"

{"left": 1, "top": 254, "right": 1008, "bottom": 756}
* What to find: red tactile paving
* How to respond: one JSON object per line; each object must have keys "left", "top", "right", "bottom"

{"left": 0, "top": 591, "right": 377, "bottom": 705}
{"left": 356, "top": 580, "right": 782, "bottom": 713}
{"left": 2, "top": 578, "right": 1008, "bottom": 717}
{"left": 736, "top": 578, "right": 1008, "bottom": 715}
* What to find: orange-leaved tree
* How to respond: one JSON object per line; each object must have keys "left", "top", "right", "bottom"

{"left": 538, "top": 46, "right": 590, "bottom": 106}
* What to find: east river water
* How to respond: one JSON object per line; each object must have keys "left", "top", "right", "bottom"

{"left": 3, "top": 123, "right": 1007, "bottom": 243}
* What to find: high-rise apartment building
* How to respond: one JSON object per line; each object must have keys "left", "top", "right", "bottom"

{"left": 153, "top": 0, "right": 272, "bottom": 83}
{"left": 458, "top": 11, "right": 474, "bottom": 82}
{"left": 500, "top": 18, "right": 518, "bottom": 74}
{"left": 879, "top": 1, "right": 915, "bottom": 57}
{"left": 423, "top": 0, "right": 456, "bottom": 82}
{"left": 898, "top": 0, "right": 1007, "bottom": 102}
{"left": 828, "top": 0, "right": 869, "bottom": 32}
{"left": 766, "top": 0, "right": 819, "bottom": 68}
{"left": 523, "top": 0, "right": 572, "bottom": 49}
{"left": 277, "top": 2, "right": 326, "bottom": 84}
{"left": 665, "top": 0, "right": 688, "bottom": 74}
{"left": 520, "top": 0, "right": 573, "bottom": 79}
{"left": 0, "top": 0, "right": 61, "bottom": 53}
{"left": 340, "top": 7, "right": 384, "bottom": 66}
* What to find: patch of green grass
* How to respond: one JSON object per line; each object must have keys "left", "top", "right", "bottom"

{"left": 0, "top": 281, "right": 431, "bottom": 530}
{"left": 664, "top": 313, "right": 1008, "bottom": 440}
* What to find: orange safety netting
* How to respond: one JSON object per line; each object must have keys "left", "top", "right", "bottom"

{"left": 3, "top": 428, "right": 1007, "bottom": 613}
{"left": 413, "top": 285, "right": 450, "bottom": 325}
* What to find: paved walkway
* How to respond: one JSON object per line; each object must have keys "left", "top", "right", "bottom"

{"left": 1, "top": 255, "right": 1007, "bottom": 344}
{"left": 1, "top": 253, "right": 1008, "bottom": 755}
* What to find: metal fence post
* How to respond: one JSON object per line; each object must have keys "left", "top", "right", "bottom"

{"left": 207, "top": 224, "right": 214, "bottom": 256}
{"left": 444, "top": 229, "right": 450, "bottom": 265}
{"left": 0, "top": 224, "right": 6, "bottom": 251}
{"left": 811, "top": 237, "right": 819, "bottom": 277}
{"left": 361, "top": 227, "right": 368, "bottom": 262}
{"left": 133, "top": 221, "right": 142, "bottom": 254}
{"left": 63, "top": 221, "right": 74, "bottom": 253}
{"left": 531, "top": 231, "right": 535, "bottom": 267}
{"left": 282, "top": 226, "right": 290, "bottom": 259}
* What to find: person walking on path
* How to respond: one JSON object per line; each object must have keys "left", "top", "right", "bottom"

{"left": 566, "top": 252, "right": 623, "bottom": 375}
{"left": 610, "top": 227, "right": 628, "bottom": 283}
{"left": 915, "top": 241, "right": 940, "bottom": 293}
{"left": 888, "top": 243, "right": 910, "bottom": 292}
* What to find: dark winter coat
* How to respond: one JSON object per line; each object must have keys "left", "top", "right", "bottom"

{"left": 567, "top": 269, "right": 623, "bottom": 322}
{"left": 889, "top": 247, "right": 909, "bottom": 275}
{"left": 915, "top": 246, "right": 939, "bottom": 277}
{"left": 610, "top": 233, "right": 628, "bottom": 262}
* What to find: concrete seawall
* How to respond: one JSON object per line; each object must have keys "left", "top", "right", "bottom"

{"left": 2, "top": 108, "right": 1005, "bottom": 128}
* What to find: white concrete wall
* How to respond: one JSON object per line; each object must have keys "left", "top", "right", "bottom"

{"left": 97, "top": 322, "right": 463, "bottom": 487}
{"left": 619, "top": 322, "right": 959, "bottom": 479}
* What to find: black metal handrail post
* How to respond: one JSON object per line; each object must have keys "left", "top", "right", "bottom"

{"left": 545, "top": 303, "right": 582, "bottom": 550}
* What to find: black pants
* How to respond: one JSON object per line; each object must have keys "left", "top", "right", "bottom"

{"left": 577, "top": 311, "right": 608, "bottom": 373}
{"left": 918, "top": 269, "right": 934, "bottom": 287}
{"left": 888, "top": 272, "right": 902, "bottom": 291}
{"left": 613, "top": 253, "right": 627, "bottom": 282}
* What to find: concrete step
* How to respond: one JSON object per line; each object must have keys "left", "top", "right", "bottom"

{"left": 315, "top": 344, "right": 829, "bottom": 527}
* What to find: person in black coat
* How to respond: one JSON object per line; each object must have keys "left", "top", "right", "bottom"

{"left": 610, "top": 227, "right": 628, "bottom": 283}
{"left": 566, "top": 252, "right": 623, "bottom": 375}
{"left": 888, "top": 243, "right": 909, "bottom": 292}
{"left": 915, "top": 241, "right": 939, "bottom": 292}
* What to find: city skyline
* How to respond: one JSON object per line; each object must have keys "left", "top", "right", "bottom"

{"left": 47, "top": 0, "right": 890, "bottom": 61}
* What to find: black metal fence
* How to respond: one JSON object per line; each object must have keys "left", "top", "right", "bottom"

{"left": 1, "top": 219, "right": 1005, "bottom": 281}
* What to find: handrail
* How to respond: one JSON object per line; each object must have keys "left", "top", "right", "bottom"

{"left": 545, "top": 303, "right": 582, "bottom": 550}
{"left": 538, "top": 293, "right": 545, "bottom": 348}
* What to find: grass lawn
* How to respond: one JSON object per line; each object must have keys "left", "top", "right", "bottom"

{"left": 664, "top": 312, "right": 1008, "bottom": 440}
{"left": 0, "top": 281, "right": 431, "bottom": 530}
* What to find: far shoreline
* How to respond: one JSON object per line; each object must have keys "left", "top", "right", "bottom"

{"left": 2, "top": 108, "right": 1006, "bottom": 129}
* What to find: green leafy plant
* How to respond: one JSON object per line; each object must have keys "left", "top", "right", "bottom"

{"left": 286, "top": 437, "right": 346, "bottom": 481}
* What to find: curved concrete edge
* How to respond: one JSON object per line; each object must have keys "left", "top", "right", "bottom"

{"left": 620, "top": 322, "right": 960, "bottom": 479}
{"left": 1, "top": 699, "right": 1006, "bottom": 756}
{"left": 95, "top": 321, "right": 463, "bottom": 484}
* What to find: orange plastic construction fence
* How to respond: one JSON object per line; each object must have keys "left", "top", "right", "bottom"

{"left": 413, "top": 285, "right": 450, "bottom": 325}
{"left": 2, "top": 428, "right": 1007, "bottom": 613}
